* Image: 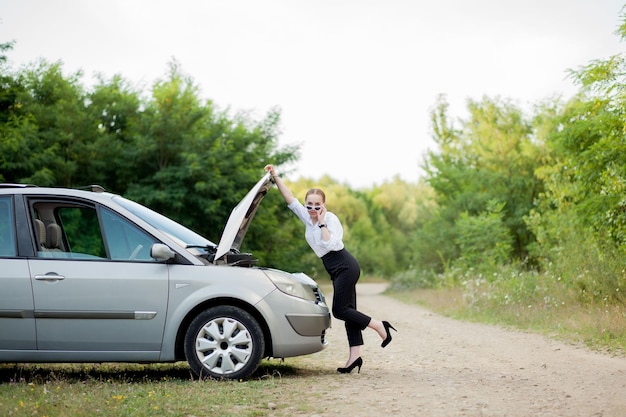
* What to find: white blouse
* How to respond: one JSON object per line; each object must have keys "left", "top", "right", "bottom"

{"left": 288, "top": 199, "right": 345, "bottom": 257}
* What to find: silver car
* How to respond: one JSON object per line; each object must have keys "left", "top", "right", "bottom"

{"left": 0, "top": 173, "right": 330, "bottom": 379}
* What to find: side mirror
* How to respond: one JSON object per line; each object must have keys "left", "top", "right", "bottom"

{"left": 151, "top": 243, "right": 176, "bottom": 262}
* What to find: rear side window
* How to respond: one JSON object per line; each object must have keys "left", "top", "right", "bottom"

{"left": 0, "top": 196, "right": 16, "bottom": 257}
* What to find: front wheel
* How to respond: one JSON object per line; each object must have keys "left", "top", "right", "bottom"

{"left": 184, "top": 306, "right": 265, "bottom": 379}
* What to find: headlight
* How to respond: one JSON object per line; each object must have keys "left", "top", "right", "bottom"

{"left": 263, "top": 269, "right": 318, "bottom": 302}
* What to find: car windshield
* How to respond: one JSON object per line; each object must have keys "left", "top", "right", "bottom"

{"left": 112, "top": 196, "right": 215, "bottom": 250}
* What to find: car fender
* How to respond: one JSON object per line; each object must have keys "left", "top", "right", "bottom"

{"left": 158, "top": 265, "right": 276, "bottom": 359}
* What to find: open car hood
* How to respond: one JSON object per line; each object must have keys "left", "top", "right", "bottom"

{"left": 214, "top": 172, "right": 273, "bottom": 263}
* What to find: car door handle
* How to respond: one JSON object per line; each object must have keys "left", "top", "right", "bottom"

{"left": 34, "top": 273, "right": 66, "bottom": 281}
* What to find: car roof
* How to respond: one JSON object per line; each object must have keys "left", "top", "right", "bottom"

{"left": 0, "top": 184, "right": 112, "bottom": 196}
{"left": 0, "top": 183, "right": 38, "bottom": 188}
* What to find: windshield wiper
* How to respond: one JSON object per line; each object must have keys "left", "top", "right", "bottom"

{"left": 185, "top": 244, "right": 217, "bottom": 252}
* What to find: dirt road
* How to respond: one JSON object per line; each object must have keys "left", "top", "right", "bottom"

{"left": 291, "top": 283, "right": 626, "bottom": 417}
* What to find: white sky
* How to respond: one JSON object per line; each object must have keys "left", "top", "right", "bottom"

{"left": 1, "top": 0, "right": 624, "bottom": 188}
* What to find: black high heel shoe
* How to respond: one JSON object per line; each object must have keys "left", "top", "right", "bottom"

{"left": 381, "top": 321, "right": 397, "bottom": 348}
{"left": 337, "top": 357, "right": 363, "bottom": 374}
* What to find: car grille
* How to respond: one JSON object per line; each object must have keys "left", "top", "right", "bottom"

{"left": 312, "top": 287, "right": 325, "bottom": 304}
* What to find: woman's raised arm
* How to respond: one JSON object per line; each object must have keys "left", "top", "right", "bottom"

{"left": 265, "top": 164, "right": 295, "bottom": 205}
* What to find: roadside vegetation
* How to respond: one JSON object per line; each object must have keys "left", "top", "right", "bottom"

{"left": 0, "top": 360, "right": 324, "bottom": 416}
{"left": 384, "top": 12, "right": 626, "bottom": 354}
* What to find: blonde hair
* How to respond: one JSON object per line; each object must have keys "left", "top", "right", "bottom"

{"left": 305, "top": 188, "right": 326, "bottom": 202}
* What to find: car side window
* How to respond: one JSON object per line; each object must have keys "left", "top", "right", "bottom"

{"left": 33, "top": 204, "right": 107, "bottom": 259}
{"left": 55, "top": 205, "right": 107, "bottom": 258}
{"left": 100, "top": 206, "right": 159, "bottom": 261}
{"left": 0, "top": 196, "right": 16, "bottom": 257}
{"left": 31, "top": 200, "right": 157, "bottom": 261}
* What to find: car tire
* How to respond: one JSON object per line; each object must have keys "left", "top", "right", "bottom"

{"left": 184, "top": 305, "right": 265, "bottom": 380}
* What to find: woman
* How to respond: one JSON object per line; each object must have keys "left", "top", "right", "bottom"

{"left": 264, "top": 164, "right": 396, "bottom": 374}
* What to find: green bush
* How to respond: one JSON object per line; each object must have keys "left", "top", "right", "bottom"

{"left": 453, "top": 201, "right": 513, "bottom": 275}
{"left": 388, "top": 268, "right": 439, "bottom": 290}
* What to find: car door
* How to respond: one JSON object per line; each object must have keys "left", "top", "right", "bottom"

{"left": 28, "top": 198, "right": 169, "bottom": 355}
{"left": 0, "top": 195, "right": 36, "bottom": 350}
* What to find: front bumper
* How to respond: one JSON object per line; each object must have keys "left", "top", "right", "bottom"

{"left": 286, "top": 312, "right": 331, "bottom": 337}
{"left": 257, "top": 289, "right": 331, "bottom": 358}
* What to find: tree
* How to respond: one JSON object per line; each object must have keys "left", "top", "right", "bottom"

{"left": 81, "top": 74, "right": 142, "bottom": 192}
{"left": 0, "top": 41, "right": 17, "bottom": 124}
{"left": 0, "top": 59, "right": 93, "bottom": 186}
{"left": 0, "top": 54, "right": 302, "bottom": 269}
{"left": 420, "top": 95, "right": 542, "bottom": 274}
{"left": 523, "top": 13, "right": 626, "bottom": 304}
{"left": 113, "top": 61, "right": 301, "bottom": 262}
{"left": 454, "top": 201, "right": 513, "bottom": 273}
{"left": 368, "top": 177, "right": 436, "bottom": 276}
{"left": 530, "top": 12, "right": 626, "bottom": 251}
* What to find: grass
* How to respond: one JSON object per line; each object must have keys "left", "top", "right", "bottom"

{"left": 0, "top": 359, "right": 331, "bottom": 417}
{"left": 390, "top": 284, "right": 626, "bottom": 355}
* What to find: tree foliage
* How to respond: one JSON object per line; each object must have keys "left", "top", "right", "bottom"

{"left": 420, "top": 95, "right": 542, "bottom": 274}
{"left": 0, "top": 55, "right": 300, "bottom": 268}
{"left": 407, "top": 10, "right": 626, "bottom": 306}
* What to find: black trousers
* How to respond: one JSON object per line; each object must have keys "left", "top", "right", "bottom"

{"left": 322, "top": 249, "right": 371, "bottom": 347}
